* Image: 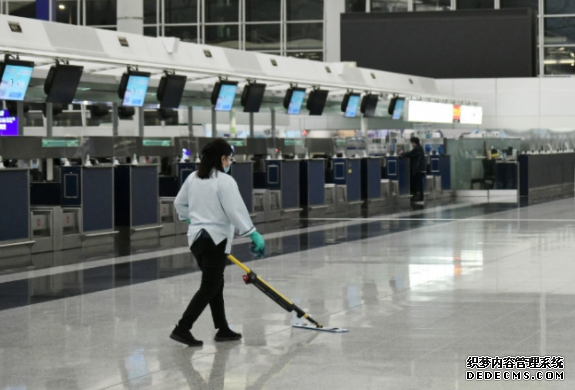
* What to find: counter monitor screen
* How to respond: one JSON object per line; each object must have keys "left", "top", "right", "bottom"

{"left": 0, "top": 59, "right": 34, "bottom": 101}
{"left": 283, "top": 87, "right": 306, "bottom": 115}
{"left": 306, "top": 89, "right": 329, "bottom": 116}
{"left": 392, "top": 98, "right": 405, "bottom": 120}
{"left": 118, "top": 71, "right": 151, "bottom": 107}
{"left": 157, "top": 74, "right": 187, "bottom": 108}
{"left": 44, "top": 64, "right": 84, "bottom": 103}
{"left": 342, "top": 92, "right": 361, "bottom": 118}
{"left": 211, "top": 81, "right": 238, "bottom": 112}
{"left": 0, "top": 109, "right": 18, "bottom": 136}
{"left": 360, "top": 94, "right": 378, "bottom": 117}
{"left": 241, "top": 83, "right": 266, "bottom": 113}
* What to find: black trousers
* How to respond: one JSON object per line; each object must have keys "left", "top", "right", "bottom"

{"left": 411, "top": 172, "right": 425, "bottom": 201}
{"left": 178, "top": 231, "right": 228, "bottom": 330}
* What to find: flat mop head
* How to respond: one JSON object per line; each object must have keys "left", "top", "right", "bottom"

{"left": 292, "top": 324, "right": 349, "bottom": 333}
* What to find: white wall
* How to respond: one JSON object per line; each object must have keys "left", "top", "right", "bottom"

{"left": 436, "top": 78, "right": 575, "bottom": 131}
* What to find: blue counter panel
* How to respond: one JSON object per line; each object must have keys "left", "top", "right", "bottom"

{"left": 0, "top": 170, "right": 29, "bottom": 241}
{"left": 83, "top": 168, "right": 114, "bottom": 232}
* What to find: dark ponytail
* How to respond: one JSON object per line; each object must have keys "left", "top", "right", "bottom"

{"left": 197, "top": 138, "right": 233, "bottom": 179}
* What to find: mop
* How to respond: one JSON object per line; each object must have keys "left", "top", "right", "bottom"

{"left": 227, "top": 253, "right": 349, "bottom": 333}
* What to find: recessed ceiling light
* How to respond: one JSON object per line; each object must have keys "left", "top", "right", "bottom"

{"left": 59, "top": 4, "right": 66, "bottom": 10}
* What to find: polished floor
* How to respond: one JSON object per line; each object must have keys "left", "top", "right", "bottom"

{"left": 1, "top": 198, "right": 575, "bottom": 389}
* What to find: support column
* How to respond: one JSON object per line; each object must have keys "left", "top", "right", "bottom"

{"left": 360, "top": 115, "right": 368, "bottom": 138}
{"left": 324, "top": 0, "right": 346, "bottom": 62}
{"left": 138, "top": 107, "right": 144, "bottom": 137}
{"left": 117, "top": 0, "right": 143, "bottom": 35}
{"left": 249, "top": 112, "right": 254, "bottom": 138}
{"left": 230, "top": 109, "right": 236, "bottom": 138}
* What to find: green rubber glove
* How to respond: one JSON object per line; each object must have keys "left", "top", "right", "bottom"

{"left": 185, "top": 218, "right": 191, "bottom": 225}
{"left": 250, "top": 231, "right": 265, "bottom": 252}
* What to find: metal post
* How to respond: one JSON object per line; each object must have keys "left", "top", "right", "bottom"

{"left": 249, "top": 111, "right": 254, "bottom": 138}
{"left": 112, "top": 103, "right": 119, "bottom": 136}
{"left": 212, "top": 108, "right": 217, "bottom": 138}
{"left": 271, "top": 108, "right": 276, "bottom": 138}
{"left": 17, "top": 101, "right": 24, "bottom": 136}
{"left": 46, "top": 102, "right": 53, "bottom": 137}
{"left": 138, "top": 107, "right": 144, "bottom": 137}
{"left": 188, "top": 106, "right": 194, "bottom": 139}
{"left": 366, "top": 0, "right": 371, "bottom": 13}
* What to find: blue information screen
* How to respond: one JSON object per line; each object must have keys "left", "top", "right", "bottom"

{"left": 392, "top": 98, "right": 404, "bottom": 120}
{"left": 0, "top": 110, "right": 18, "bottom": 136}
{"left": 287, "top": 90, "right": 305, "bottom": 115}
{"left": 215, "top": 84, "right": 238, "bottom": 111}
{"left": 0, "top": 65, "right": 33, "bottom": 101}
{"left": 344, "top": 95, "right": 360, "bottom": 118}
{"left": 122, "top": 75, "right": 150, "bottom": 107}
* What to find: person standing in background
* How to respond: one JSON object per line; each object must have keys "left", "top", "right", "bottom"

{"left": 171, "top": 138, "right": 266, "bottom": 347}
{"left": 401, "top": 137, "right": 427, "bottom": 204}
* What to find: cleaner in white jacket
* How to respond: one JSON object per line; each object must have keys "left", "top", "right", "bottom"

{"left": 170, "top": 138, "right": 265, "bottom": 347}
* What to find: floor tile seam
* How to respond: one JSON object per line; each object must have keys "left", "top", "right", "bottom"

{"left": 431, "top": 300, "right": 538, "bottom": 353}
{"left": 95, "top": 350, "right": 230, "bottom": 390}
{"left": 376, "top": 299, "right": 542, "bottom": 377}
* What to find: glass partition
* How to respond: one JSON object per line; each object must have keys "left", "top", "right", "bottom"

{"left": 446, "top": 138, "right": 521, "bottom": 190}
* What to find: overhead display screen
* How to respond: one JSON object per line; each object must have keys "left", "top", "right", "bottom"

{"left": 406, "top": 100, "right": 454, "bottom": 124}
{"left": 122, "top": 75, "right": 150, "bottom": 107}
{"left": 286, "top": 88, "right": 305, "bottom": 115}
{"left": 0, "top": 110, "right": 18, "bottom": 136}
{"left": 344, "top": 94, "right": 361, "bottom": 118}
{"left": 460, "top": 105, "right": 483, "bottom": 125}
{"left": 157, "top": 74, "right": 187, "bottom": 109}
{"left": 44, "top": 64, "right": 84, "bottom": 103}
{"left": 212, "top": 82, "right": 238, "bottom": 112}
{"left": 392, "top": 98, "right": 405, "bottom": 120}
{"left": 0, "top": 62, "right": 34, "bottom": 101}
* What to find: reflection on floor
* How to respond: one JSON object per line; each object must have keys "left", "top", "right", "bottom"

{"left": 1, "top": 198, "right": 575, "bottom": 389}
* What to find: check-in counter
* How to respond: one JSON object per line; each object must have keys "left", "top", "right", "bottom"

{"left": 518, "top": 153, "right": 575, "bottom": 203}
{"left": 361, "top": 157, "right": 384, "bottom": 212}
{"left": 279, "top": 160, "right": 302, "bottom": 220}
{"left": 429, "top": 155, "right": 452, "bottom": 198}
{"left": 495, "top": 161, "right": 518, "bottom": 189}
{"left": 230, "top": 160, "right": 254, "bottom": 216}
{"left": 300, "top": 159, "right": 327, "bottom": 217}
{"left": 28, "top": 166, "right": 115, "bottom": 253}
{"left": 115, "top": 164, "right": 161, "bottom": 239}
{"left": 386, "top": 156, "right": 410, "bottom": 197}
{"left": 253, "top": 159, "right": 282, "bottom": 223}
{"left": 0, "top": 169, "right": 33, "bottom": 258}
{"left": 159, "top": 162, "right": 196, "bottom": 237}
{"left": 328, "top": 157, "right": 362, "bottom": 215}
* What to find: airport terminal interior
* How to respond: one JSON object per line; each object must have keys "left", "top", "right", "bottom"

{"left": 1, "top": 0, "right": 575, "bottom": 389}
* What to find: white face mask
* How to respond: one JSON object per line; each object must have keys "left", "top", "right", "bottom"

{"left": 223, "top": 156, "right": 232, "bottom": 173}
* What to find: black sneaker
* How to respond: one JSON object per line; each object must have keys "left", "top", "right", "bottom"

{"left": 214, "top": 327, "right": 242, "bottom": 342}
{"left": 170, "top": 325, "right": 203, "bottom": 347}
